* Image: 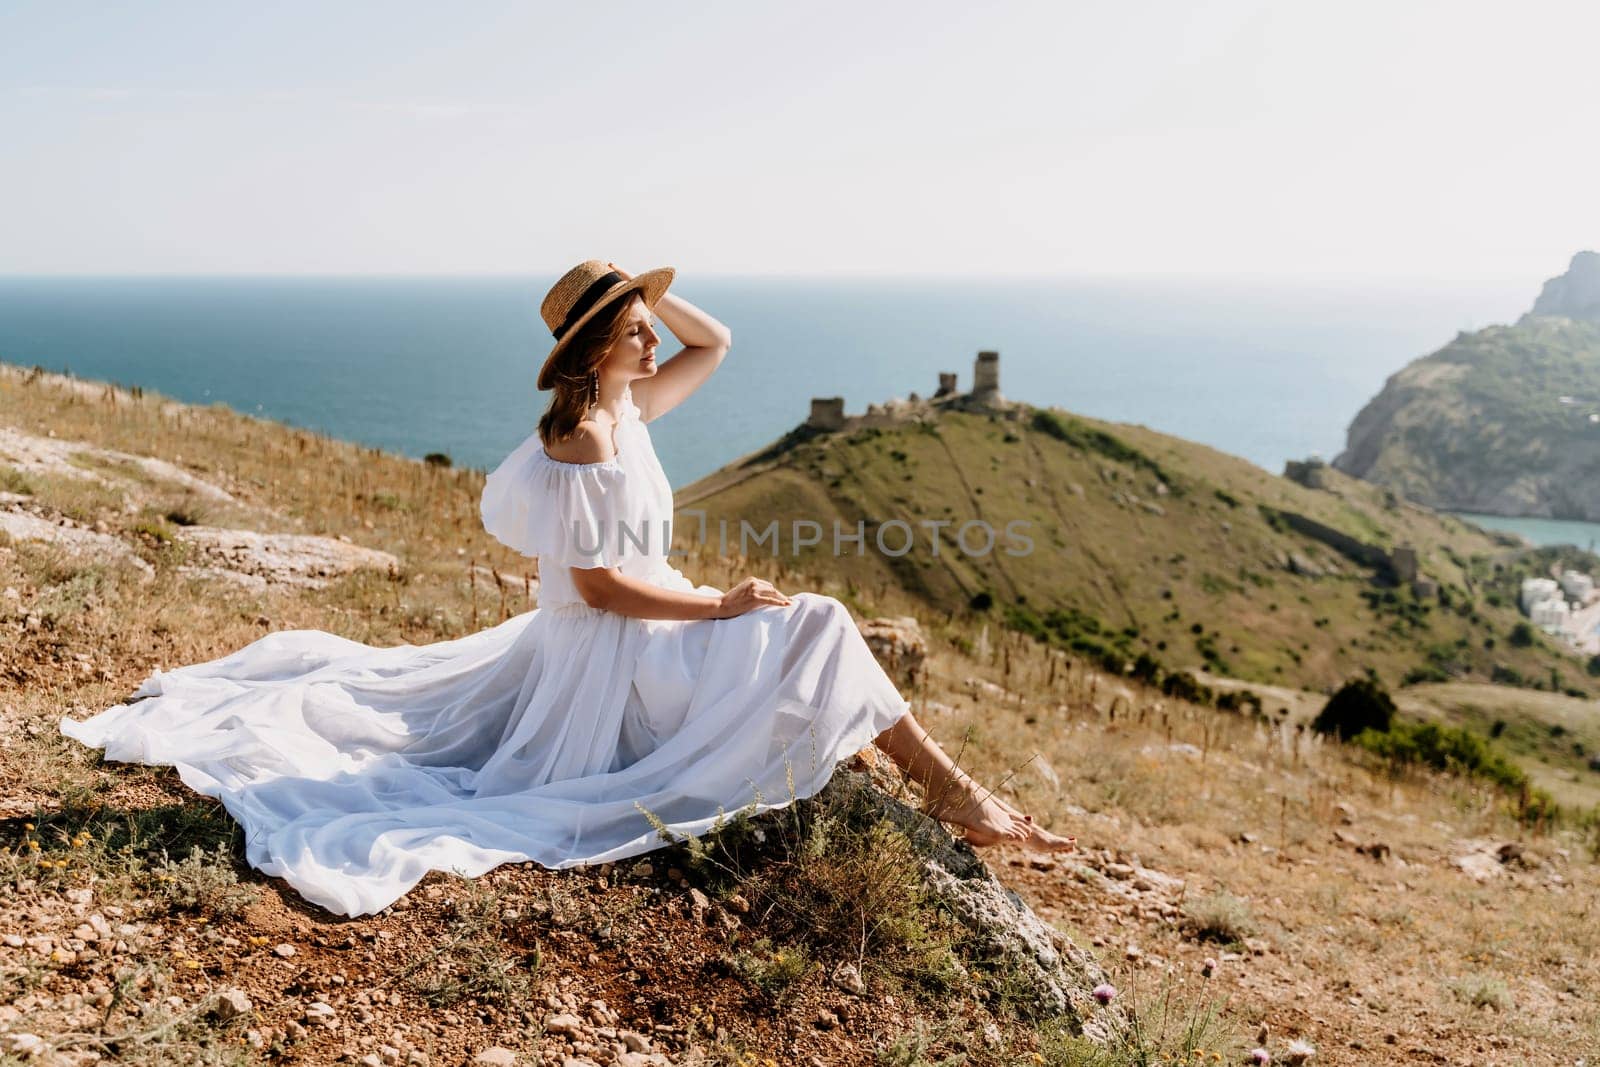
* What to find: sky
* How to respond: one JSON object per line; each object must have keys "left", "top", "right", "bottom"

{"left": 3, "top": 0, "right": 1599, "bottom": 281}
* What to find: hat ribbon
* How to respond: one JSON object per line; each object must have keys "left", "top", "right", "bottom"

{"left": 552, "top": 271, "right": 624, "bottom": 340}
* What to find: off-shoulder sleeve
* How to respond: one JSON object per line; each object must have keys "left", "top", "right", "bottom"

{"left": 479, "top": 433, "right": 633, "bottom": 569}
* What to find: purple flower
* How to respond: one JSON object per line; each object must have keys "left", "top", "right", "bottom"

{"left": 1092, "top": 983, "right": 1116, "bottom": 1006}
{"left": 1250, "top": 1049, "right": 1271, "bottom": 1065}
{"left": 1201, "top": 956, "right": 1218, "bottom": 978}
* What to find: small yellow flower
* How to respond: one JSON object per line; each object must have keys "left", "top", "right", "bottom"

{"left": 24, "top": 823, "right": 34, "bottom": 831}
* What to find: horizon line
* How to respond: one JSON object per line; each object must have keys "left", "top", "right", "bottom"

{"left": 0, "top": 268, "right": 1546, "bottom": 286}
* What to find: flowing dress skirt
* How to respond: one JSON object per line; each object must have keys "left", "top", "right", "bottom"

{"left": 59, "top": 592, "right": 911, "bottom": 917}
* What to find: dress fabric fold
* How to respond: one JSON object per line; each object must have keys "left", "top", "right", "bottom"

{"left": 60, "top": 385, "right": 912, "bottom": 917}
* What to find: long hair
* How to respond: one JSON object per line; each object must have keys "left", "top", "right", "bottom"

{"left": 538, "top": 292, "right": 642, "bottom": 448}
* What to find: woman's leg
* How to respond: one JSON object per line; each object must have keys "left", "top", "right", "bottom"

{"left": 872, "top": 711, "right": 1076, "bottom": 851}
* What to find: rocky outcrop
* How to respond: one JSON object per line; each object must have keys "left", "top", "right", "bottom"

{"left": 1333, "top": 261, "right": 1600, "bottom": 522}
{"left": 0, "top": 425, "right": 236, "bottom": 504}
{"left": 1529, "top": 250, "right": 1600, "bottom": 322}
{"left": 174, "top": 527, "right": 399, "bottom": 589}
{"left": 0, "top": 496, "right": 155, "bottom": 578}
{"left": 857, "top": 616, "right": 928, "bottom": 690}
{"left": 810, "top": 758, "right": 1126, "bottom": 1039}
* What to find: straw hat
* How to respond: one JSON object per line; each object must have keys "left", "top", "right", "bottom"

{"left": 537, "top": 260, "right": 675, "bottom": 390}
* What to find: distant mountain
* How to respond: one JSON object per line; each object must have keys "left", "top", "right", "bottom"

{"left": 1333, "top": 253, "right": 1600, "bottom": 522}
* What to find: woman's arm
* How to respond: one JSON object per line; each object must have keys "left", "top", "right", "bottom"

{"left": 569, "top": 565, "right": 789, "bottom": 620}
{"left": 614, "top": 262, "right": 731, "bottom": 423}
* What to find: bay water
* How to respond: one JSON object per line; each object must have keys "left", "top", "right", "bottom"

{"left": 7, "top": 273, "right": 1588, "bottom": 547}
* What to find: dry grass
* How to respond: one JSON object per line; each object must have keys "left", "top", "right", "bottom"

{"left": 4, "top": 363, "right": 1600, "bottom": 1065}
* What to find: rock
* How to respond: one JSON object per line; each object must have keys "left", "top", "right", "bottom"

{"left": 174, "top": 526, "right": 401, "bottom": 589}
{"left": 832, "top": 962, "right": 866, "bottom": 995}
{"left": 0, "top": 507, "right": 154, "bottom": 578}
{"left": 686, "top": 887, "right": 711, "bottom": 919}
{"left": 473, "top": 1049, "right": 517, "bottom": 1066}
{"left": 1, "top": 1033, "right": 45, "bottom": 1058}
{"left": 813, "top": 1009, "right": 839, "bottom": 1030}
{"left": 273, "top": 943, "right": 297, "bottom": 958}
{"left": 545, "top": 1013, "right": 586, "bottom": 1037}
{"left": 208, "top": 988, "right": 253, "bottom": 1021}
{"left": 1287, "top": 552, "right": 1325, "bottom": 578}
{"left": 782, "top": 767, "right": 1126, "bottom": 1038}
{"left": 1030, "top": 755, "right": 1062, "bottom": 792}
{"left": 1453, "top": 852, "right": 1503, "bottom": 882}
{"left": 858, "top": 616, "right": 928, "bottom": 689}
{"left": 619, "top": 1031, "right": 651, "bottom": 1053}
{"left": 304, "top": 1001, "right": 337, "bottom": 1027}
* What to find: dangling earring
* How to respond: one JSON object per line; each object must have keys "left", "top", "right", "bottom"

{"left": 587, "top": 370, "right": 599, "bottom": 409}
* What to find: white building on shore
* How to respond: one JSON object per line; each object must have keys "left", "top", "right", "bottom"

{"left": 1531, "top": 597, "right": 1572, "bottom": 630}
{"left": 1522, "top": 577, "right": 1560, "bottom": 613}
{"left": 1520, "top": 569, "right": 1600, "bottom": 654}
{"left": 1560, "top": 569, "right": 1595, "bottom": 601}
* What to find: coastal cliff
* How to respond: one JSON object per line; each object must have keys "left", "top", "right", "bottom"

{"left": 1333, "top": 252, "right": 1600, "bottom": 522}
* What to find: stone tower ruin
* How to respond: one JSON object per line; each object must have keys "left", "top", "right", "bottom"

{"left": 971, "top": 350, "right": 1002, "bottom": 404}
{"left": 807, "top": 396, "right": 845, "bottom": 431}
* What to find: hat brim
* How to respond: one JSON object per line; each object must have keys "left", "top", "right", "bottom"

{"left": 537, "top": 267, "right": 676, "bottom": 391}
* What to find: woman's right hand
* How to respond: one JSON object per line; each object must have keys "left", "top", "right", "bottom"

{"left": 716, "top": 577, "right": 793, "bottom": 618}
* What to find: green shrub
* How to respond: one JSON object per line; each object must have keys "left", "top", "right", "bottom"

{"left": 1311, "top": 676, "right": 1396, "bottom": 741}
{"left": 1030, "top": 409, "right": 1177, "bottom": 489}
{"left": 1181, "top": 890, "right": 1258, "bottom": 945}
{"left": 149, "top": 843, "right": 259, "bottom": 918}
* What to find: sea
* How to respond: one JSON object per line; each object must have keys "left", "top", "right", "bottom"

{"left": 3, "top": 273, "right": 1597, "bottom": 551}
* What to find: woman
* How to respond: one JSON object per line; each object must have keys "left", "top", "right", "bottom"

{"left": 59, "top": 260, "right": 1072, "bottom": 919}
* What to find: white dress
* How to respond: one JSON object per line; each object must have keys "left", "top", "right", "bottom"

{"left": 59, "top": 386, "right": 912, "bottom": 918}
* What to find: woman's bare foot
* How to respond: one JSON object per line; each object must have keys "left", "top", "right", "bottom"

{"left": 992, "top": 794, "right": 1077, "bottom": 851}
{"left": 918, "top": 776, "right": 1030, "bottom": 847}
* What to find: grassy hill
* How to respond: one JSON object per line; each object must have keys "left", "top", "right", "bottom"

{"left": 674, "top": 399, "right": 1599, "bottom": 700}
{"left": 5, "top": 363, "right": 1600, "bottom": 1063}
